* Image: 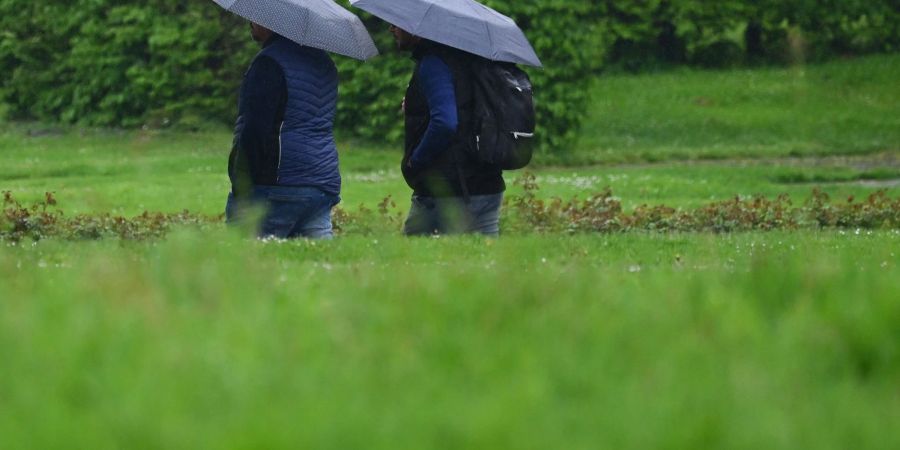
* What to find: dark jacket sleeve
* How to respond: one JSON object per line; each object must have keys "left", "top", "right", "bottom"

{"left": 235, "top": 55, "right": 287, "bottom": 185}
{"left": 409, "top": 55, "right": 459, "bottom": 170}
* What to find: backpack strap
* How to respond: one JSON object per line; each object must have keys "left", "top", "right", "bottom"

{"left": 453, "top": 148, "right": 471, "bottom": 204}
{"left": 432, "top": 46, "right": 476, "bottom": 203}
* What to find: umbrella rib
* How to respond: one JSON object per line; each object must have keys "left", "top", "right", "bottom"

{"left": 217, "top": 0, "right": 377, "bottom": 60}
{"left": 483, "top": 14, "right": 493, "bottom": 61}
{"left": 414, "top": 1, "right": 437, "bottom": 33}
{"left": 302, "top": 1, "right": 311, "bottom": 45}
{"left": 463, "top": 0, "right": 494, "bottom": 61}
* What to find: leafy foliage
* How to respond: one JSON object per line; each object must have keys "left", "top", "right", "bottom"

{"left": 4, "top": 176, "right": 899, "bottom": 241}
{"left": 0, "top": 1, "right": 253, "bottom": 128}
{"left": 0, "top": 0, "right": 897, "bottom": 153}
{"left": 601, "top": 0, "right": 900, "bottom": 69}
{"left": 504, "top": 173, "right": 900, "bottom": 233}
{"left": 1, "top": 191, "right": 220, "bottom": 242}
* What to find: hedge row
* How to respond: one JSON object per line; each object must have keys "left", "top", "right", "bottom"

{"left": 602, "top": 0, "right": 900, "bottom": 69}
{"left": 4, "top": 183, "right": 898, "bottom": 242}
{"left": 0, "top": 1, "right": 254, "bottom": 128}
{"left": 1, "top": 0, "right": 897, "bottom": 153}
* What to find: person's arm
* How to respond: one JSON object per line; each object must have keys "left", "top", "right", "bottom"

{"left": 236, "top": 56, "right": 286, "bottom": 180}
{"left": 409, "top": 55, "right": 459, "bottom": 169}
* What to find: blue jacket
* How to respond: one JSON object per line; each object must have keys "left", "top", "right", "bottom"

{"left": 229, "top": 35, "right": 341, "bottom": 196}
{"left": 408, "top": 55, "right": 458, "bottom": 170}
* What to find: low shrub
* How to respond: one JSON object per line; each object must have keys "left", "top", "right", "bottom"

{"left": 1, "top": 191, "right": 221, "bottom": 242}
{"left": 504, "top": 173, "right": 900, "bottom": 233}
{"left": 4, "top": 177, "right": 898, "bottom": 242}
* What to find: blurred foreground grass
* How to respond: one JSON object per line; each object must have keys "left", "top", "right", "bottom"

{"left": 1, "top": 231, "right": 899, "bottom": 449}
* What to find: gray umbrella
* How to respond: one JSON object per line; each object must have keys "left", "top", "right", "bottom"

{"left": 212, "top": 0, "right": 379, "bottom": 61}
{"left": 350, "top": 0, "right": 541, "bottom": 67}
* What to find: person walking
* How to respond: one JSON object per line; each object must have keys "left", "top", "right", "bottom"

{"left": 352, "top": 0, "right": 542, "bottom": 237}
{"left": 391, "top": 26, "right": 507, "bottom": 236}
{"left": 225, "top": 22, "right": 342, "bottom": 239}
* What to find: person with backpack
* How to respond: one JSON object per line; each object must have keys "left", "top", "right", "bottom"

{"left": 352, "top": 0, "right": 540, "bottom": 237}
{"left": 392, "top": 26, "right": 508, "bottom": 236}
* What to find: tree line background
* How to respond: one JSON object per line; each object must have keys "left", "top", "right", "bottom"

{"left": 1, "top": 0, "right": 898, "bottom": 153}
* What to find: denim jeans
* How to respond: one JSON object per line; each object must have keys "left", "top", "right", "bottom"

{"left": 226, "top": 186, "right": 340, "bottom": 239}
{"left": 403, "top": 193, "right": 504, "bottom": 237}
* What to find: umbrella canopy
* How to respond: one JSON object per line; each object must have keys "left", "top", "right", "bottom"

{"left": 350, "top": 0, "right": 542, "bottom": 67}
{"left": 212, "top": 0, "right": 379, "bottom": 61}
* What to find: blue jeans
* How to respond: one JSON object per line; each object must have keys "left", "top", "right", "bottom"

{"left": 226, "top": 186, "right": 340, "bottom": 239}
{"left": 403, "top": 193, "right": 504, "bottom": 237}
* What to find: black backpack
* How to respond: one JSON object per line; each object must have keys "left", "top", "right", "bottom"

{"left": 467, "top": 59, "right": 536, "bottom": 170}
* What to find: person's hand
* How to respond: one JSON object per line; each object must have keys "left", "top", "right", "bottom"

{"left": 400, "top": 96, "right": 406, "bottom": 114}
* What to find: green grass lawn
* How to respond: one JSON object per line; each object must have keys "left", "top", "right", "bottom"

{"left": 0, "top": 127, "right": 896, "bottom": 215}
{"left": 1, "top": 55, "right": 899, "bottom": 449}
{"left": 573, "top": 54, "right": 900, "bottom": 164}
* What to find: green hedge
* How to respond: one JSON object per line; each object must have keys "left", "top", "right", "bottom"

{"left": 1, "top": 0, "right": 897, "bottom": 153}
{"left": 0, "top": 1, "right": 254, "bottom": 128}
{"left": 602, "top": 0, "right": 900, "bottom": 69}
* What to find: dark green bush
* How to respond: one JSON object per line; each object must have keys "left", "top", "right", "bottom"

{"left": 0, "top": 1, "right": 253, "bottom": 127}
{"left": 1, "top": 0, "right": 897, "bottom": 154}
{"left": 601, "top": 0, "right": 900, "bottom": 69}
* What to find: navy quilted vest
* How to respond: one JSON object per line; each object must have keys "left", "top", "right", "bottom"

{"left": 259, "top": 39, "right": 341, "bottom": 195}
